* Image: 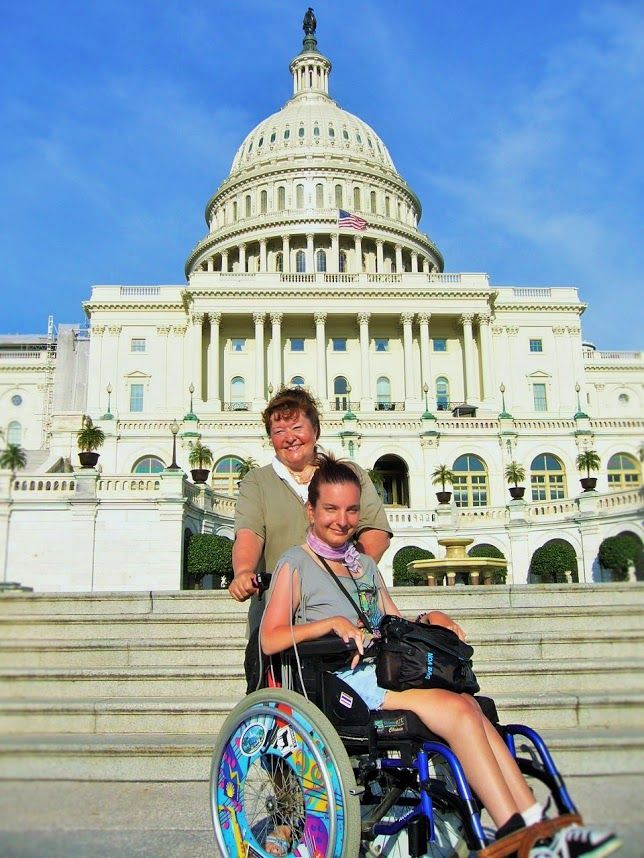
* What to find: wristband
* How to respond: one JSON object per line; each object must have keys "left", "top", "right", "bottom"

{"left": 415, "top": 612, "right": 430, "bottom": 624}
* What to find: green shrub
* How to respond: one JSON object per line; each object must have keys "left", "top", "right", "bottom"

{"left": 468, "top": 543, "right": 507, "bottom": 584}
{"left": 529, "top": 540, "right": 578, "bottom": 583}
{"left": 393, "top": 546, "right": 435, "bottom": 586}
{"left": 598, "top": 533, "right": 643, "bottom": 581}
{"left": 186, "top": 534, "right": 233, "bottom": 587}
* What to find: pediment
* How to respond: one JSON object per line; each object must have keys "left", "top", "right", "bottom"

{"left": 526, "top": 370, "right": 551, "bottom": 379}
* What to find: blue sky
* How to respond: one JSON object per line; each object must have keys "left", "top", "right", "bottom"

{"left": 1, "top": 0, "right": 642, "bottom": 349}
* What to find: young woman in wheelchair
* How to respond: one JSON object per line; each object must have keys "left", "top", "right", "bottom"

{"left": 260, "top": 453, "right": 620, "bottom": 858}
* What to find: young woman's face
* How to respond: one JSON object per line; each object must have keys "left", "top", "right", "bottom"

{"left": 307, "top": 480, "right": 361, "bottom": 547}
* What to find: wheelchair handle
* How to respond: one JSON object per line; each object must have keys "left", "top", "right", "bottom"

{"left": 253, "top": 571, "right": 272, "bottom": 600}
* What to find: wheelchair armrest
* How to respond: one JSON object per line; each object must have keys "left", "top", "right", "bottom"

{"left": 283, "top": 634, "right": 357, "bottom": 660}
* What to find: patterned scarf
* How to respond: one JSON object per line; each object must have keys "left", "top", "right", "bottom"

{"left": 306, "top": 528, "right": 362, "bottom": 575}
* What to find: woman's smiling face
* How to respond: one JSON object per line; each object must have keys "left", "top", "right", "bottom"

{"left": 307, "top": 480, "right": 361, "bottom": 548}
{"left": 269, "top": 410, "right": 317, "bottom": 472}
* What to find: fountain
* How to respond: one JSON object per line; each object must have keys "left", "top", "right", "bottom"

{"left": 408, "top": 537, "right": 507, "bottom": 586}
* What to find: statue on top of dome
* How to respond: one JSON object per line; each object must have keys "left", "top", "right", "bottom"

{"left": 303, "top": 7, "right": 317, "bottom": 36}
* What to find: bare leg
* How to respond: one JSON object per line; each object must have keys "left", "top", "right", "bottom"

{"left": 383, "top": 688, "right": 528, "bottom": 827}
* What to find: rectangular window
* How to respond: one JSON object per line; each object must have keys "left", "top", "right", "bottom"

{"left": 529, "top": 338, "right": 543, "bottom": 353}
{"left": 533, "top": 383, "right": 547, "bottom": 411}
{"left": 332, "top": 338, "right": 347, "bottom": 352}
{"left": 290, "top": 338, "right": 305, "bottom": 352}
{"left": 130, "top": 383, "right": 144, "bottom": 412}
{"left": 374, "top": 338, "right": 389, "bottom": 352}
{"left": 131, "top": 338, "right": 146, "bottom": 353}
{"left": 231, "top": 338, "right": 246, "bottom": 352}
{"left": 433, "top": 338, "right": 447, "bottom": 352}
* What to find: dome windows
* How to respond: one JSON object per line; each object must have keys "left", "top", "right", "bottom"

{"left": 284, "top": 127, "right": 290, "bottom": 140}
{"left": 315, "top": 183, "right": 324, "bottom": 208}
{"left": 296, "top": 183, "right": 305, "bottom": 209}
{"left": 270, "top": 131, "right": 276, "bottom": 144}
{"left": 260, "top": 190, "right": 267, "bottom": 214}
{"left": 313, "top": 124, "right": 320, "bottom": 138}
{"left": 353, "top": 186, "right": 361, "bottom": 211}
{"left": 328, "top": 125, "right": 335, "bottom": 139}
{"left": 367, "top": 136, "right": 373, "bottom": 149}
{"left": 356, "top": 132, "right": 363, "bottom": 145}
{"left": 298, "top": 125, "right": 305, "bottom": 139}
{"left": 247, "top": 140, "right": 253, "bottom": 153}
{"left": 277, "top": 186, "right": 286, "bottom": 211}
{"left": 342, "top": 128, "right": 349, "bottom": 141}
{"left": 334, "top": 184, "right": 343, "bottom": 208}
{"left": 258, "top": 136, "right": 264, "bottom": 148}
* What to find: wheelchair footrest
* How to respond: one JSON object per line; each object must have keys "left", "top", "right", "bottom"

{"left": 476, "top": 813, "right": 583, "bottom": 858}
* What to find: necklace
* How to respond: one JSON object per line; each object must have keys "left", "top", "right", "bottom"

{"left": 286, "top": 463, "right": 317, "bottom": 485}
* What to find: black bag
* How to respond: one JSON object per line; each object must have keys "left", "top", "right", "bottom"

{"left": 375, "top": 614, "right": 480, "bottom": 694}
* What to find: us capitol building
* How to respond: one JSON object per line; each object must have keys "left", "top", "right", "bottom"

{"left": 0, "top": 19, "right": 642, "bottom": 591}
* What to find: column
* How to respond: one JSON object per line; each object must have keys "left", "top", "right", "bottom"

{"left": 238, "top": 243, "right": 246, "bottom": 274}
{"left": 357, "top": 312, "right": 372, "bottom": 409}
{"left": 221, "top": 250, "right": 229, "bottom": 273}
{"left": 87, "top": 325, "right": 105, "bottom": 413}
{"left": 376, "top": 239, "right": 384, "bottom": 273}
{"left": 331, "top": 233, "right": 339, "bottom": 273}
{"left": 314, "top": 312, "right": 328, "bottom": 404}
{"left": 306, "top": 233, "right": 314, "bottom": 273}
{"left": 568, "top": 325, "right": 585, "bottom": 412}
{"left": 460, "top": 313, "right": 476, "bottom": 403}
{"left": 156, "top": 326, "right": 171, "bottom": 407}
{"left": 207, "top": 312, "right": 221, "bottom": 409}
{"left": 400, "top": 312, "right": 415, "bottom": 403}
{"left": 492, "top": 325, "right": 506, "bottom": 410}
{"left": 270, "top": 312, "right": 283, "bottom": 390}
{"left": 281, "top": 235, "right": 290, "bottom": 273}
{"left": 206, "top": 257, "right": 214, "bottom": 272}
{"left": 259, "top": 239, "right": 267, "bottom": 273}
{"left": 395, "top": 244, "right": 403, "bottom": 273}
{"left": 191, "top": 313, "right": 205, "bottom": 403}
{"left": 506, "top": 326, "right": 520, "bottom": 409}
{"left": 171, "top": 325, "right": 187, "bottom": 409}
{"left": 418, "top": 312, "right": 432, "bottom": 408}
{"left": 104, "top": 326, "right": 121, "bottom": 414}
{"left": 353, "top": 235, "right": 363, "bottom": 273}
{"left": 423, "top": 258, "right": 430, "bottom": 274}
{"left": 478, "top": 313, "right": 494, "bottom": 402}
{"left": 411, "top": 251, "right": 419, "bottom": 273}
{"left": 253, "top": 312, "right": 266, "bottom": 405}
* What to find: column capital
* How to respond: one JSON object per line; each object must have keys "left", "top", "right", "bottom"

{"left": 552, "top": 325, "right": 567, "bottom": 336}
{"left": 357, "top": 311, "right": 371, "bottom": 325}
{"left": 239, "top": 242, "right": 246, "bottom": 250}
{"left": 156, "top": 325, "right": 171, "bottom": 336}
{"left": 460, "top": 313, "right": 474, "bottom": 326}
{"left": 281, "top": 234, "right": 290, "bottom": 242}
{"left": 376, "top": 238, "right": 384, "bottom": 247}
{"left": 400, "top": 312, "right": 415, "bottom": 325}
{"left": 492, "top": 326, "right": 504, "bottom": 337}
{"left": 209, "top": 311, "right": 221, "bottom": 325}
{"left": 270, "top": 312, "right": 283, "bottom": 325}
{"left": 107, "top": 325, "right": 122, "bottom": 335}
{"left": 394, "top": 243, "right": 402, "bottom": 251}
{"left": 567, "top": 325, "right": 581, "bottom": 336}
{"left": 314, "top": 311, "right": 327, "bottom": 324}
{"left": 477, "top": 313, "right": 491, "bottom": 326}
{"left": 191, "top": 312, "right": 205, "bottom": 325}
{"left": 306, "top": 232, "right": 314, "bottom": 241}
{"left": 417, "top": 312, "right": 431, "bottom": 324}
{"left": 506, "top": 326, "right": 519, "bottom": 337}
{"left": 172, "top": 324, "right": 188, "bottom": 336}
{"left": 92, "top": 325, "right": 106, "bottom": 336}
{"left": 259, "top": 238, "right": 267, "bottom": 247}
{"left": 253, "top": 312, "right": 266, "bottom": 325}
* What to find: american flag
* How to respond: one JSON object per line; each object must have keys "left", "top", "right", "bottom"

{"left": 337, "top": 209, "right": 367, "bottom": 230}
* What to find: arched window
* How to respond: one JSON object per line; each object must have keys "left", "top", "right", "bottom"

{"left": 370, "top": 190, "right": 377, "bottom": 214}
{"left": 339, "top": 251, "right": 347, "bottom": 273}
{"left": 295, "top": 250, "right": 306, "bottom": 273}
{"left": 133, "top": 456, "right": 164, "bottom": 474}
{"left": 245, "top": 195, "right": 251, "bottom": 217}
{"left": 275, "top": 252, "right": 283, "bottom": 273}
{"left": 277, "top": 186, "right": 286, "bottom": 211}
{"left": 530, "top": 454, "right": 566, "bottom": 501}
{"left": 328, "top": 124, "right": 335, "bottom": 139}
{"left": 334, "top": 376, "right": 348, "bottom": 411}
{"left": 232, "top": 201, "right": 238, "bottom": 221}
{"left": 313, "top": 124, "right": 320, "bottom": 138}
{"left": 230, "top": 376, "right": 246, "bottom": 410}
{"left": 298, "top": 125, "right": 305, "bottom": 138}
{"left": 260, "top": 190, "right": 267, "bottom": 214}
{"left": 291, "top": 376, "right": 305, "bottom": 388}
{"left": 452, "top": 454, "right": 488, "bottom": 508}
{"left": 316, "top": 249, "right": 327, "bottom": 272}
{"left": 376, "top": 376, "right": 392, "bottom": 410}
{"left": 353, "top": 186, "right": 361, "bottom": 211}
{"left": 436, "top": 377, "right": 449, "bottom": 410}
{"left": 373, "top": 454, "right": 409, "bottom": 506}
{"left": 385, "top": 196, "right": 391, "bottom": 217}
{"left": 296, "top": 183, "right": 305, "bottom": 209}
{"left": 7, "top": 421, "right": 21, "bottom": 445}
{"left": 283, "top": 127, "right": 290, "bottom": 141}
{"left": 335, "top": 184, "right": 343, "bottom": 208}
{"left": 315, "top": 183, "right": 324, "bottom": 208}
{"left": 607, "top": 453, "right": 641, "bottom": 491}
{"left": 213, "top": 456, "right": 244, "bottom": 495}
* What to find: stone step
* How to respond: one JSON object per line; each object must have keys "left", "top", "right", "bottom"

{"left": 2, "top": 603, "right": 643, "bottom": 641}
{"left": 0, "top": 690, "right": 641, "bottom": 736}
{"left": 1, "top": 628, "right": 642, "bottom": 668}
{"left": 1, "top": 658, "right": 642, "bottom": 700}
{"left": 0, "top": 727, "right": 641, "bottom": 781}
{"left": 1, "top": 584, "right": 642, "bottom": 616}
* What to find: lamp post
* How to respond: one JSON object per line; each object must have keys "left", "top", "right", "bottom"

{"left": 268, "top": 382, "right": 274, "bottom": 398}
{"left": 184, "top": 382, "right": 197, "bottom": 421}
{"left": 102, "top": 383, "right": 113, "bottom": 420}
{"left": 421, "top": 382, "right": 435, "bottom": 420}
{"left": 499, "top": 382, "right": 511, "bottom": 419}
{"left": 167, "top": 419, "right": 180, "bottom": 470}
{"left": 574, "top": 381, "right": 589, "bottom": 419}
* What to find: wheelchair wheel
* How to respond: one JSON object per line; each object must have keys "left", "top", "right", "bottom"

{"left": 360, "top": 757, "right": 469, "bottom": 858}
{"left": 211, "top": 688, "right": 362, "bottom": 857}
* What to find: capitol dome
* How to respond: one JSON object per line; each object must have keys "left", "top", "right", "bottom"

{"left": 185, "top": 25, "right": 443, "bottom": 278}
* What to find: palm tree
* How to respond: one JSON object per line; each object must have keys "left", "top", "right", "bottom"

{"left": 504, "top": 461, "right": 526, "bottom": 488}
{"left": 576, "top": 450, "right": 601, "bottom": 479}
{"left": 76, "top": 416, "right": 106, "bottom": 452}
{"left": 236, "top": 457, "right": 259, "bottom": 480}
{"left": 0, "top": 443, "right": 27, "bottom": 472}
{"left": 188, "top": 442, "right": 214, "bottom": 470}
{"left": 431, "top": 464, "right": 455, "bottom": 493}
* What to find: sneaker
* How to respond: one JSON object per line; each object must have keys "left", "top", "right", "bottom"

{"left": 529, "top": 824, "right": 622, "bottom": 858}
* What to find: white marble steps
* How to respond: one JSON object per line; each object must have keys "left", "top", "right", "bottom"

{"left": 0, "top": 728, "right": 641, "bottom": 782}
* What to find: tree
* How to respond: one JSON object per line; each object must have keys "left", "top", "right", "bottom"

{"left": 236, "top": 457, "right": 259, "bottom": 480}
{"left": 76, "top": 416, "right": 105, "bottom": 452}
{"left": 392, "top": 545, "right": 435, "bottom": 586}
{"left": 530, "top": 540, "right": 578, "bottom": 584}
{"left": 504, "top": 461, "right": 526, "bottom": 488}
{"left": 188, "top": 442, "right": 214, "bottom": 470}
{"left": 598, "top": 533, "right": 643, "bottom": 582}
{"left": 0, "top": 443, "right": 27, "bottom": 472}
{"left": 576, "top": 450, "right": 601, "bottom": 479}
{"left": 431, "top": 465, "right": 455, "bottom": 493}
{"left": 186, "top": 533, "right": 233, "bottom": 588}
{"left": 366, "top": 468, "right": 384, "bottom": 496}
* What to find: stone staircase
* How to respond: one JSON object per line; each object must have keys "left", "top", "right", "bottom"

{"left": 0, "top": 585, "right": 642, "bottom": 782}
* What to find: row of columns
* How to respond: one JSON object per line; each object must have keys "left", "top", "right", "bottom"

{"left": 203, "top": 234, "right": 433, "bottom": 275}
{"left": 189, "top": 311, "right": 495, "bottom": 410}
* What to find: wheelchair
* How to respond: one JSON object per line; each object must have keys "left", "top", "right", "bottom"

{"left": 211, "top": 636, "right": 579, "bottom": 857}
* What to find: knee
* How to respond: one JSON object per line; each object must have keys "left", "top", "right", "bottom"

{"left": 448, "top": 693, "right": 484, "bottom": 723}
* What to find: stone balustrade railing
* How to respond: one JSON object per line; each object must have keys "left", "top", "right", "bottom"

{"left": 11, "top": 478, "right": 75, "bottom": 493}
{"left": 98, "top": 478, "right": 161, "bottom": 493}
{"left": 0, "top": 351, "right": 47, "bottom": 361}
{"left": 583, "top": 349, "right": 643, "bottom": 361}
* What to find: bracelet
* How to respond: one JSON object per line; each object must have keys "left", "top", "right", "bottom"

{"left": 415, "top": 612, "right": 430, "bottom": 624}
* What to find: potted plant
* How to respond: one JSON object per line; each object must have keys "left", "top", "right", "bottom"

{"left": 576, "top": 449, "right": 600, "bottom": 491}
{"left": 0, "top": 443, "right": 27, "bottom": 473}
{"left": 76, "top": 416, "right": 105, "bottom": 468}
{"left": 431, "top": 464, "right": 455, "bottom": 504}
{"left": 188, "top": 441, "right": 214, "bottom": 484}
{"left": 235, "top": 456, "right": 259, "bottom": 483}
{"left": 504, "top": 461, "right": 526, "bottom": 500}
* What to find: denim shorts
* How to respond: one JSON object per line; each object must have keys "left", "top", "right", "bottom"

{"left": 334, "top": 661, "right": 387, "bottom": 710}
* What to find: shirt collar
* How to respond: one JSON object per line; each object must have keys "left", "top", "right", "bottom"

{"left": 271, "top": 456, "right": 310, "bottom": 502}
